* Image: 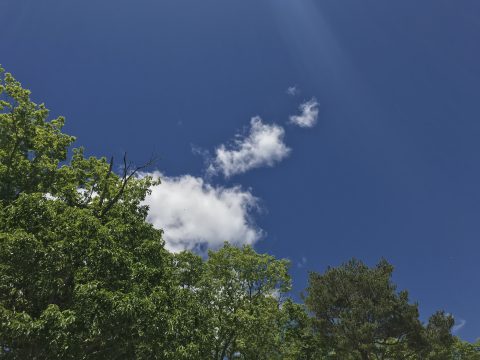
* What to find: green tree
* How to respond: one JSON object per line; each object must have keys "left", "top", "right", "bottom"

{"left": 304, "top": 259, "right": 431, "bottom": 360}
{"left": 0, "top": 66, "right": 74, "bottom": 202}
{"left": 278, "top": 299, "right": 326, "bottom": 360}
{"left": 424, "top": 311, "right": 455, "bottom": 359}
{"left": 0, "top": 68, "right": 201, "bottom": 359}
{"left": 200, "top": 243, "right": 291, "bottom": 359}
{"left": 452, "top": 338, "right": 480, "bottom": 360}
{"left": 172, "top": 244, "right": 322, "bottom": 360}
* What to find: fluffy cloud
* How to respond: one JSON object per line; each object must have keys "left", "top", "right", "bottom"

{"left": 143, "top": 172, "right": 262, "bottom": 252}
{"left": 289, "top": 98, "right": 319, "bottom": 128}
{"left": 209, "top": 117, "right": 291, "bottom": 178}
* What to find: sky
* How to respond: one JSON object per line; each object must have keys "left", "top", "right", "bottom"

{"left": 2, "top": 0, "right": 480, "bottom": 341}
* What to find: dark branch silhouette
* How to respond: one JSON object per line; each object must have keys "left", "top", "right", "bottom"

{"left": 98, "top": 152, "right": 156, "bottom": 219}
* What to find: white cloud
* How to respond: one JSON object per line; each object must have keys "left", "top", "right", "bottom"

{"left": 286, "top": 85, "right": 300, "bottom": 96}
{"left": 209, "top": 117, "right": 291, "bottom": 178}
{"left": 143, "top": 172, "right": 262, "bottom": 252}
{"left": 452, "top": 319, "right": 466, "bottom": 334}
{"left": 289, "top": 98, "right": 319, "bottom": 128}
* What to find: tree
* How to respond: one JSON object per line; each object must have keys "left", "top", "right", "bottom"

{"left": 452, "top": 339, "right": 480, "bottom": 360}
{"left": 200, "top": 243, "right": 291, "bottom": 359}
{"left": 424, "top": 311, "right": 455, "bottom": 359}
{"left": 0, "top": 67, "right": 199, "bottom": 359}
{"left": 278, "top": 299, "right": 326, "bottom": 360}
{"left": 172, "top": 243, "right": 324, "bottom": 360}
{"left": 304, "top": 259, "right": 430, "bottom": 360}
{"left": 0, "top": 66, "right": 74, "bottom": 202}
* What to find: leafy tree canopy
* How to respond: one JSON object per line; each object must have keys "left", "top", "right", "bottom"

{"left": 305, "top": 258, "right": 455, "bottom": 360}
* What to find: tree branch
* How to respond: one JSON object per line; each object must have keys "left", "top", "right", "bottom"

{"left": 99, "top": 153, "right": 156, "bottom": 219}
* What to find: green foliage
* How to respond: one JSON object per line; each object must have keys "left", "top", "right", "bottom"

{"left": 424, "top": 311, "right": 455, "bottom": 359}
{"left": 304, "top": 259, "right": 455, "bottom": 360}
{"left": 0, "top": 69, "right": 191, "bottom": 358}
{"left": 278, "top": 299, "right": 326, "bottom": 360}
{"left": 452, "top": 339, "right": 480, "bottom": 360}
{"left": 0, "top": 68, "right": 74, "bottom": 202}
{"left": 202, "top": 243, "right": 291, "bottom": 359}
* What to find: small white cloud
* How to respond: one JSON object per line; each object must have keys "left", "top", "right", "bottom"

{"left": 289, "top": 98, "right": 319, "bottom": 128}
{"left": 286, "top": 85, "right": 300, "bottom": 96}
{"left": 143, "top": 172, "right": 262, "bottom": 252}
{"left": 452, "top": 319, "right": 466, "bottom": 334}
{"left": 209, "top": 117, "right": 291, "bottom": 178}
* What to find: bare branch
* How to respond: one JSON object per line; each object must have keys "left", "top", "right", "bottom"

{"left": 99, "top": 153, "right": 157, "bottom": 219}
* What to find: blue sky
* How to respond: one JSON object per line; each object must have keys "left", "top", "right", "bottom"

{"left": 2, "top": 0, "right": 480, "bottom": 341}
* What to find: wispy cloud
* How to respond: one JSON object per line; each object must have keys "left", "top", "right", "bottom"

{"left": 143, "top": 172, "right": 262, "bottom": 252}
{"left": 286, "top": 85, "right": 300, "bottom": 96}
{"left": 289, "top": 98, "right": 319, "bottom": 128}
{"left": 452, "top": 319, "right": 467, "bottom": 334}
{"left": 209, "top": 117, "right": 291, "bottom": 178}
{"left": 297, "top": 256, "right": 308, "bottom": 268}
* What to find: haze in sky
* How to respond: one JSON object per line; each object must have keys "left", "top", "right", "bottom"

{"left": 2, "top": 0, "right": 480, "bottom": 341}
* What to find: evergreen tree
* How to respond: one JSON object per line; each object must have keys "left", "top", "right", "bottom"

{"left": 304, "top": 258, "right": 454, "bottom": 359}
